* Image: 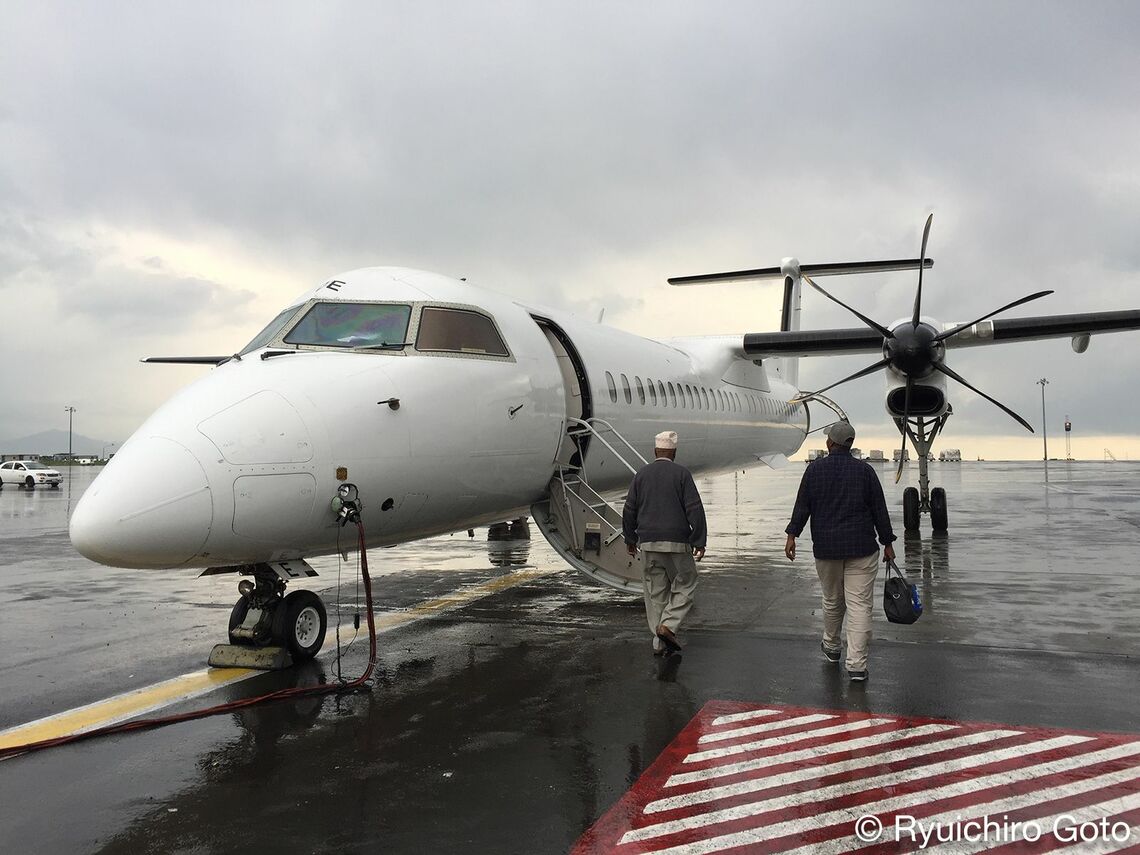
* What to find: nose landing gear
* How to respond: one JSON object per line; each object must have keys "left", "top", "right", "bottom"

{"left": 218, "top": 560, "right": 328, "bottom": 668}
{"left": 896, "top": 411, "right": 951, "bottom": 533}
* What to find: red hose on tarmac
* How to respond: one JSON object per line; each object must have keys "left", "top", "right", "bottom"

{"left": 0, "top": 520, "right": 378, "bottom": 760}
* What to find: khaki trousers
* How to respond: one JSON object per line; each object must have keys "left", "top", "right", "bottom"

{"left": 642, "top": 550, "right": 698, "bottom": 640}
{"left": 815, "top": 551, "right": 879, "bottom": 671}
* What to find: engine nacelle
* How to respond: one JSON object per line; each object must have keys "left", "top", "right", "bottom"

{"left": 885, "top": 370, "right": 949, "bottom": 419}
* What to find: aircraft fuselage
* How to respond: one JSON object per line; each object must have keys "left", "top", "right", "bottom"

{"left": 70, "top": 268, "right": 807, "bottom": 570}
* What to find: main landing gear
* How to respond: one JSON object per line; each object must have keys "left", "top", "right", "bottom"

{"left": 226, "top": 562, "right": 328, "bottom": 661}
{"left": 896, "top": 410, "right": 951, "bottom": 533}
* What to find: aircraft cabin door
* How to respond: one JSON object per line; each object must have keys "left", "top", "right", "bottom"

{"left": 534, "top": 318, "right": 592, "bottom": 467}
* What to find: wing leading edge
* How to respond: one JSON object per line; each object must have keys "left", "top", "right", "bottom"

{"left": 742, "top": 309, "right": 1140, "bottom": 358}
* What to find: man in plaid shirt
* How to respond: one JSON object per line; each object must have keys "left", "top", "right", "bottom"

{"left": 784, "top": 421, "right": 896, "bottom": 682}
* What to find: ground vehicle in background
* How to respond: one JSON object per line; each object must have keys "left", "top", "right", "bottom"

{"left": 0, "top": 460, "right": 63, "bottom": 489}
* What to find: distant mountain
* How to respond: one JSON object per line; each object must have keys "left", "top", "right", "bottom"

{"left": 0, "top": 430, "right": 116, "bottom": 456}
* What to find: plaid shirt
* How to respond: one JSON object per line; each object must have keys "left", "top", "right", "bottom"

{"left": 785, "top": 447, "right": 896, "bottom": 560}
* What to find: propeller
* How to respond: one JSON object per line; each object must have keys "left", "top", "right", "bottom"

{"left": 912, "top": 214, "right": 933, "bottom": 327}
{"left": 795, "top": 214, "right": 1044, "bottom": 446}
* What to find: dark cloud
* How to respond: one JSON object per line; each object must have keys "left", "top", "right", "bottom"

{"left": 2, "top": 2, "right": 1140, "bottom": 448}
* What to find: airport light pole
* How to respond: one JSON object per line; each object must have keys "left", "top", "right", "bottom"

{"left": 64, "top": 406, "right": 76, "bottom": 462}
{"left": 1037, "top": 379, "right": 1049, "bottom": 476}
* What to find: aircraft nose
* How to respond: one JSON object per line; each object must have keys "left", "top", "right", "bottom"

{"left": 70, "top": 436, "right": 213, "bottom": 569}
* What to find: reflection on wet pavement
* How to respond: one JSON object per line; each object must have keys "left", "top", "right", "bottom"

{"left": 3, "top": 460, "right": 1140, "bottom": 855}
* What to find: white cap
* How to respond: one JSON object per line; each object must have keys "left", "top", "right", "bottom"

{"left": 655, "top": 430, "right": 679, "bottom": 449}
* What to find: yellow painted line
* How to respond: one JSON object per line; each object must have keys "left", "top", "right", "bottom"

{"left": 1, "top": 566, "right": 558, "bottom": 752}
{"left": 372, "top": 566, "right": 557, "bottom": 631}
{"left": 0, "top": 667, "right": 256, "bottom": 750}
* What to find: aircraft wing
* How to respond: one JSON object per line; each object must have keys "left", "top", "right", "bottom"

{"left": 742, "top": 309, "right": 1140, "bottom": 358}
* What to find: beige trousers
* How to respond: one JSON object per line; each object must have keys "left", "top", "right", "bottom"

{"left": 642, "top": 550, "right": 698, "bottom": 639}
{"left": 814, "top": 551, "right": 879, "bottom": 671}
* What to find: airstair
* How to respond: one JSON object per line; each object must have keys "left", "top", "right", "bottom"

{"left": 531, "top": 418, "right": 647, "bottom": 593}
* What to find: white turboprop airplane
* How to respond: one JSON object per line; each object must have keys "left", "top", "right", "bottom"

{"left": 69, "top": 217, "right": 1140, "bottom": 660}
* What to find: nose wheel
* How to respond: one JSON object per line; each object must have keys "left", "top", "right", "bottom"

{"left": 895, "top": 412, "right": 951, "bottom": 533}
{"left": 226, "top": 563, "right": 328, "bottom": 661}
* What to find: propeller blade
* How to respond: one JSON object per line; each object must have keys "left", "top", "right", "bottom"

{"left": 803, "top": 274, "right": 893, "bottom": 339}
{"left": 789, "top": 357, "right": 892, "bottom": 403}
{"left": 933, "top": 362, "right": 1035, "bottom": 432}
{"left": 912, "top": 213, "right": 933, "bottom": 327}
{"left": 934, "top": 290, "right": 1055, "bottom": 342}
{"left": 895, "top": 377, "right": 912, "bottom": 484}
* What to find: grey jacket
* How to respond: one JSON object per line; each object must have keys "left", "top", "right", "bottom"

{"left": 622, "top": 458, "right": 707, "bottom": 549}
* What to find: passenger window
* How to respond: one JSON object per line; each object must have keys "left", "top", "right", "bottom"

{"left": 647, "top": 378, "right": 658, "bottom": 406}
{"left": 620, "top": 373, "right": 632, "bottom": 404}
{"left": 635, "top": 376, "right": 645, "bottom": 405}
{"left": 702, "top": 388, "right": 710, "bottom": 410}
{"left": 416, "top": 307, "right": 509, "bottom": 356}
{"left": 658, "top": 381, "right": 667, "bottom": 404}
{"left": 606, "top": 371, "right": 617, "bottom": 403}
{"left": 682, "top": 385, "right": 691, "bottom": 408}
{"left": 667, "top": 382, "right": 677, "bottom": 407}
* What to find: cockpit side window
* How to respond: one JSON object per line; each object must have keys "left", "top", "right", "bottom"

{"left": 240, "top": 305, "right": 306, "bottom": 355}
{"left": 284, "top": 303, "right": 412, "bottom": 349}
{"left": 415, "top": 307, "right": 509, "bottom": 357}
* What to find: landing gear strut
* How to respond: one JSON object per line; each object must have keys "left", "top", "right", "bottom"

{"left": 895, "top": 408, "right": 952, "bottom": 533}
{"left": 227, "top": 562, "right": 327, "bottom": 661}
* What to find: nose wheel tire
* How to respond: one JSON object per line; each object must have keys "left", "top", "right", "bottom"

{"left": 273, "top": 590, "right": 327, "bottom": 660}
{"left": 228, "top": 597, "right": 252, "bottom": 644}
{"left": 903, "top": 487, "right": 920, "bottom": 531}
{"left": 930, "top": 487, "right": 948, "bottom": 532}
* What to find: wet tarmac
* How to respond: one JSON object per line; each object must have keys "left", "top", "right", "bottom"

{"left": 1, "top": 461, "right": 1139, "bottom": 853}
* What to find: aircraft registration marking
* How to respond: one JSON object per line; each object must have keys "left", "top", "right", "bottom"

{"left": 0, "top": 566, "right": 557, "bottom": 754}
{"left": 572, "top": 700, "right": 1140, "bottom": 854}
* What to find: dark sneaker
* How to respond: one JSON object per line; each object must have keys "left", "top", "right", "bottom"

{"left": 849, "top": 669, "right": 869, "bottom": 683}
{"left": 820, "top": 642, "right": 841, "bottom": 664}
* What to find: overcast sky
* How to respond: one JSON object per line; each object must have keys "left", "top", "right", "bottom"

{"left": 3, "top": 2, "right": 1140, "bottom": 459}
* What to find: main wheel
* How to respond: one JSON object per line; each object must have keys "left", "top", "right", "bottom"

{"left": 25, "top": 476, "right": 35, "bottom": 489}
{"left": 273, "top": 590, "right": 327, "bottom": 660}
{"left": 903, "top": 487, "right": 920, "bottom": 531}
{"left": 930, "top": 487, "right": 948, "bottom": 532}
{"left": 228, "top": 597, "right": 252, "bottom": 644}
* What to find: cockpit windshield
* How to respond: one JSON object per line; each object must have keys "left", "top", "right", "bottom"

{"left": 239, "top": 305, "right": 305, "bottom": 356}
{"left": 283, "top": 302, "right": 412, "bottom": 350}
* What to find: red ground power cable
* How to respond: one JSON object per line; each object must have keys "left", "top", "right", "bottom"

{"left": 0, "top": 519, "right": 378, "bottom": 760}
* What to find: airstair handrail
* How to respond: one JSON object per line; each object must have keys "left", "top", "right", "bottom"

{"left": 794, "top": 393, "right": 849, "bottom": 436}
{"left": 556, "top": 471, "right": 621, "bottom": 534}
{"left": 565, "top": 417, "right": 649, "bottom": 474}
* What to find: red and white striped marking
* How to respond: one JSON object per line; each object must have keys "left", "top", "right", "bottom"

{"left": 572, "top": 701, "right": 1140, "bottom": 854}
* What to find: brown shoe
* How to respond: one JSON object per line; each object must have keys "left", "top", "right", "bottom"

{"left": 656, "top": 625, "right": 682, "bottom": 653}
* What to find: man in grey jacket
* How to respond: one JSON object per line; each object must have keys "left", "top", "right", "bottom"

{"left": 622, "top": 430, "right": 707, "bottom": 655}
